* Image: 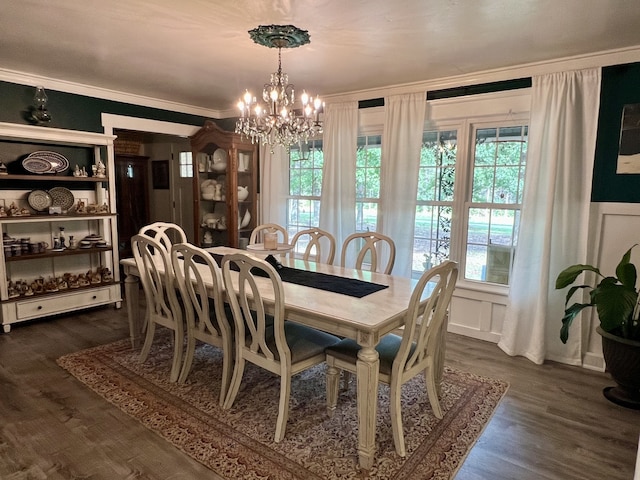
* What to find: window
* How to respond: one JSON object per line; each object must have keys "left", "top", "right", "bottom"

{"left": 287, "top": 139, "right": 324, "bottom": 239}
{"left": 412, "top": 120, "right": 528, "bottom": 285}
{"left": 179, "top": 151, "right": 193, "bottom": 178}
{"left": 465, "top": 125, "right": 527, "bottom": 284}
{"left": 413, "top": 130, "right": 457, "bottom": 274}
{"left": 356, "top": 135, "right": 382, "bottom": 232}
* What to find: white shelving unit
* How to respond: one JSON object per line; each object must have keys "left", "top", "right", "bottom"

{"left": 0, "top": 122, "right": 121, "bottom": 333}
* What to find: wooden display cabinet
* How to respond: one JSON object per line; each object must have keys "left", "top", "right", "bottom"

{"left": 190, "top": 121, "right": 258, "bottom": 248}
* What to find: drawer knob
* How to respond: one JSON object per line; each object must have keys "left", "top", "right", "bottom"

{"left": 37, "top": 305, "right": 43, "bottom": 310}
{"left": 92, "top": 295, "right": 97, "bottom": 300}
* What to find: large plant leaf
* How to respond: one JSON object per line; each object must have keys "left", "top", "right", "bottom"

{"left": 594, "top": 282, "right": 638, "bottom": 333}
{"left": 555, "top": 264, "right": 601, "bottom": 289}
{"left": 617, "top": 262, "right": 637, "bottom": 289}
{"left": 560, "top": 302, "right": 591, "bottom": 344}
{"left": 564, "top": 284, "right": 589, "bottom": 306}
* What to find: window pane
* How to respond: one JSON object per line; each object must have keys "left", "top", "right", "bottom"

{"left": 355, "top": 201, "right": 378, "bottom": 232}
{"left": 179, "top": 152, "right": 193, "bottom": 178}
{"left": 287, "top": 199, "right": 321, "bottom": 230}
{"left": 418, "top": 131, "right": 457, "bottom": 203}
{"left": 356, "top": 136, "right": 381, "bottom": 200}
{"left": 355, "top": 135, "right": 382, "bottom": 231}
{"left": 472, "top": 166, "right": 494, "bottom": 202}
{"left": 412, "top": 129, "right": 457, "bottom": 278}
{"left": 413, "top": 205, "right": 452, "bottom": 272}
{"left": 287, "top": 139, "right": 323, "bottom": 237}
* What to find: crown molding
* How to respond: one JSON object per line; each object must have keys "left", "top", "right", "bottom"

{"left": 0, "top": 68, "right": 223, "bottom": 119}
{"left": 323, "top": 46, "right": 640, "bottom": 104}
{"left": 2, "top": 46, "right": 639, "bottom": 118}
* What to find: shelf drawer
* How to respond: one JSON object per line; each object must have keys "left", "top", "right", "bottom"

{"left": 15, "top": 287, "right": 116, "bottom": 320}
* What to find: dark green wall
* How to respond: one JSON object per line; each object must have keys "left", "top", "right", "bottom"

{"left": 2, "top": 64, "right": 640, "bottom": 202}
{"left": 0, "top": 81, "right": 210, "bottom": 132}
{"left": 592, "top": 63, "right": 640, "bottom": 202}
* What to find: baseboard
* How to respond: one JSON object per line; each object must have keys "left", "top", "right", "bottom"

{"left": 447, "top": 324, "right": 501, "bottom": 343}
{"left": 582, "top": 351, "right": 605, "bottom": 372}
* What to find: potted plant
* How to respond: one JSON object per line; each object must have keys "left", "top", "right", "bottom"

{"left": 556, "top": 244, "right": 640, "bottom": 409}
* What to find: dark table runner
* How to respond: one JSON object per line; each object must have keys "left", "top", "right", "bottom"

{"left": 206, "top": 253, "right": 388, "bottom": 298}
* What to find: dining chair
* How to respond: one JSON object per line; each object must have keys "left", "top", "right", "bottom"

{"left": 249, "top": 223, "right": 288, "bottom": 245}
{"left": 289, "top": 227, "right": 336, "bottom": 264}
{"left": 340, "top": 231, "right": 396, "bottom": 274}
{"left": 131, "top": 233, "right": 184, "bottom": 382}
{"left": 170, "top": 243, "right": 233, "bottom": 405}
{"left": 139, "top": 222, "right": 188, "bottom": 255}
{"left": 325, "top": 260, "right": 458, "bottom": 457}
{"left": 221, "top": 252, "right": 340, "bottom": 442}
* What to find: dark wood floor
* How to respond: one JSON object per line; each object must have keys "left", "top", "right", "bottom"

{"left": 0, "top": 303, "right": 638, "bottom": 480}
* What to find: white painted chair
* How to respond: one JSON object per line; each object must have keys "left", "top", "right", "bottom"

{"left": 170, "top": 243, "right": 233, "bottom": 405}
{"left": 131, "top": 233, "right": 184, "bottom": 382}
{"left": 289, "top": 227, "right": 336, "bottom": 264}
{"left": 249, "top": 223, "right": 288, "bottom": 245}
{"left": 325, "top": 261, "right": 458, "bottom": 457}
{"left": 340, "top": 231, "right": 396, "bottom": 274}
{"left": 221, "top": 252, "right": 340, "bottom": 442}
{"left": 139, "top": 222, "right": 188, "bottom": 255}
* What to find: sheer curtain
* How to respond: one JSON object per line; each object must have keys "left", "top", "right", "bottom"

{"left": 319, "top": 101, "right": 358, "bottom": 252}
{"left": 498, "top": 68, "right": 601, "bottom": 365}
{"left": 259, "top": 143, "right": 288, "bottom": 227}
{"left": 379, "top": 92, "right": 426, "bottom": 277}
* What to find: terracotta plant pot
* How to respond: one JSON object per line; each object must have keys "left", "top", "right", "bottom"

{"left": 597, "top": 326, "right": 640, "bottom": 410}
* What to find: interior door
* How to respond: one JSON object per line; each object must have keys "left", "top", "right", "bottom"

{"left": 115, "top": 154, "right": 150, "bottom": 259}
{"left": 144, "top": 136, "right": 194, "bottom": 243}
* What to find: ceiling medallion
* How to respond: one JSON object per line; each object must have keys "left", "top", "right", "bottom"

{"left": 235, "top": 25, "right": 323, "bottom": 151}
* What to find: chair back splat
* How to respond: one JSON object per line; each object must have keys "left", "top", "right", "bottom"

{"left": 340, "top": 231, "right": 396, "bottom": 274}
{"left": 249, "top": 223, "right": 288, "bottom": 245}
{"left": 131, "top": 233, "right": 184, "bottom": 382}
{"left": 170, "top": 243, "right": 233, "bottom": 405}
{"left": 290, "top": 227, "right": 336, "bottom": 264}
{"left": 139, "top": 222, "right": 188, "bottom": 256}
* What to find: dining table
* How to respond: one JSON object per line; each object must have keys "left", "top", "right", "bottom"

{"left": 120, "top": 245, "right": 431, "bottom": 470}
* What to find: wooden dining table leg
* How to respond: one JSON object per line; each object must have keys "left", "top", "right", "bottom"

{"left": 356, "top": 338, "right": 380, "bottom": 470}
{"left": 124, "top": 271, "right": 141, "bottom": 348}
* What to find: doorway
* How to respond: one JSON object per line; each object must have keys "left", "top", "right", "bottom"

{"left": 102, "top": 115, "right": 200, "bottom": 253}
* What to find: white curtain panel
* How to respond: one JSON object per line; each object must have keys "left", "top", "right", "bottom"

{"left": 259, "top": 143, "right": 288, "bottom": 227}
{"left": 498, "top": 68, "right": 602, "bottom": 365}
{"left": 379, "top": 92, "right": 426, "bottom": 277}
{"left": 319, "top": 101, "right": 358, "bottom": 256}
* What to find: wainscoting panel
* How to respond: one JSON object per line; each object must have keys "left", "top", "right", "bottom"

{"left": 585, "top": 202, "right": 640, "bottom": 371}
{"left": 447, "top": 202, "right": 640, "bottom": 371}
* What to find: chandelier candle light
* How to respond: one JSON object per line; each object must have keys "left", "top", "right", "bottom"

{"left": 235, "top": 25, "right": 323, "bottom": 150}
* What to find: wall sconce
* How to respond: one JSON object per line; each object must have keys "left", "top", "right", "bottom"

{"left": 31, "top": 86, "right": 52, "bottom": 124}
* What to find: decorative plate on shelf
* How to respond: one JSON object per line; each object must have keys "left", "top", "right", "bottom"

{"left": 24, "top": 151, "right": 69, "bottom": 173}
{"left": 48, "top": 186, "right": 75, "bottom": 211}
{"left": 27, "top": 189, "right": 53, "bottom": 212}
{"left": 22, "top": 156, "right": 52, "bottom": 174}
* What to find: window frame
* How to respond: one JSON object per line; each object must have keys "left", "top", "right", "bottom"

{"left": 461, "top": 120, "right": 528, "bottom": 285}
{"left": 417, "top": 91, "right": 531, "bottom": 292}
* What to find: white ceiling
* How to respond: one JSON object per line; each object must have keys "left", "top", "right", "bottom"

{"left": 3, "top": 0, "right": 640, "bottom": 115}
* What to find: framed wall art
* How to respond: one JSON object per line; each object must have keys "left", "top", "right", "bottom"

{"left": 616, "top": 103, "right": 640, "bottom": 174}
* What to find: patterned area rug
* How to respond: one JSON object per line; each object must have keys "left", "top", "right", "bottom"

{"left": 57, "top": 336, "right": 508, "bottom": 479}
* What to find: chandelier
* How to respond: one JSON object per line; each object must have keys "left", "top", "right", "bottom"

{"left": 235, "top": 25, "right": 323, "bottom": 150}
